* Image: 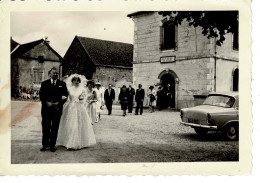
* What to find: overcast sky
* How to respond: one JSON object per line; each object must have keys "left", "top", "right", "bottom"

{"left": 11, "top": 11, "right": 134, "bottom": 56}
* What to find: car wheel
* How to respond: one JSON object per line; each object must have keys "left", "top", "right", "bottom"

{"left": 224, "top": 124, "right": 238, "bottom": 140}
{"left": 194, "top": 128, "right": 208, "bottom": 136}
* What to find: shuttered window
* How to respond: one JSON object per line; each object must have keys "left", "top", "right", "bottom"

{"left": 160, "top": 21, "right": 177, "bottom": 50}
{"left": 233, "top": 29, "right": 239, "bottom": 50}
{"left": 33, "top": 68, "right": 43, "bottom": 84}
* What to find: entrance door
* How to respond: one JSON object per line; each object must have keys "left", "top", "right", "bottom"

{"left": 160, "top": 73, "right": 175, "bottom": 108}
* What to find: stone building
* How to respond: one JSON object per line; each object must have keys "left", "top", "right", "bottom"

{"left": 11, "top": 38, "right": 63, "bottom": 95}
{"left": 62, "top": 36, "right": 133, "bottom": 101}
{"left": 128, "top": 11, "right": 239, "bottom": 109}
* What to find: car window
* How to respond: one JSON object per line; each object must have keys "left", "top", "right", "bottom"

{"left": 203, "top": 95, "right": 235, "bottom": 108}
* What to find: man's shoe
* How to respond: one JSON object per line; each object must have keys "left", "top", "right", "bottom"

{"left": 135, "top": 113, "right": 138, "bottom": 115}
{"left": 50, "top": 147, "right": 56, "bottom": 152}
{"left": 40, "top": 147, "right": 47, "bottom": 151}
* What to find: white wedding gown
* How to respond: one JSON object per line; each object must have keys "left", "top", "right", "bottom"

{"left": 57, "top": 86, "right": 96, "bottom": 150}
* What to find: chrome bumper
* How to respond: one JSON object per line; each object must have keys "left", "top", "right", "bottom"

{"left": 180, "top": 122, "right": 218, "bottom": 130}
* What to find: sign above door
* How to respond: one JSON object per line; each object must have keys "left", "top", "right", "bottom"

{"left": 160, "top": 56, "right": 176, "bottom": 63}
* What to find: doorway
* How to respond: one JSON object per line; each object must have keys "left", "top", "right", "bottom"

{"left": 160, "top": 73, "right": 176, "bottom": 108}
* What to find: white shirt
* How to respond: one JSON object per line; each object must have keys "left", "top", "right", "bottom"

{"left": 51, "top": 78, "right": 57, "bottom": 85}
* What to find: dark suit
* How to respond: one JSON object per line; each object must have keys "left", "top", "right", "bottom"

{"left": 135, "top": 88, "right": 145, "bottom": 115}
{"left": 126, "top": 88, "right": 135, "bottom": 113}
{"left": 104, "top": 88, "right": 115, "bottom": 114}
{"left": 39, "top": 79, "right": 68, "bottom": 148}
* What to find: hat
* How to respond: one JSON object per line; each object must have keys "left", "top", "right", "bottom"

{"left": 95, "top": 82, "right": 101, "bottom": 86}
{"left": 149, "top": 85, "right": 154, "bottom": 89}
{"left": 86, "top": 80, "right": 95, "bottom": 87}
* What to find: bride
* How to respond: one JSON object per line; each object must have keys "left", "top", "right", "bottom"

{"left": 57, "top": 74, "right": 96, "bottom": 150}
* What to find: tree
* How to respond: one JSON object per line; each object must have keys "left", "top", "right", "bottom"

{"left": 158, "top": 11, "right": 238, "bottom": 46}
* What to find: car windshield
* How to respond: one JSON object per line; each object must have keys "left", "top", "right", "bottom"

{"left": 203, "top": 95, "right": 235, "bottom": 108}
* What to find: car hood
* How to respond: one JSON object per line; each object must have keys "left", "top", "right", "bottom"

{"left": 181, "top": 105, "right": 233, "bottom": 120}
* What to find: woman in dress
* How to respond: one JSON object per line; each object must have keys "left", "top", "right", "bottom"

{"left": 147, "top": 85, "right": 156, "bottom": 113}
{"left": 85, "top": 80, "right": 97, "bottom": 124}
{"left": 57, "top": 74, "right": 96, "bottom": 150}
{"left": 94, "top": 82, "right": 104, "bottom": 122}
{"left": 118, "top": 85, "right": 129, "bottom": 116}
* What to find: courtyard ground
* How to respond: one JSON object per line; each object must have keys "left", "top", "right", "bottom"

{"left": 11, "top": 100, "right": 238, "bottom": 163}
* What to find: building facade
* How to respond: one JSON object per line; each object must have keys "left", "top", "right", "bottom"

{"left": 128, "top": 12, "right": 239, "bottom": 109}
{"left": 62, "top": 36, "right": 133, "bottom": 101}
{"left": 11, "top": 38, "right": 63, "bottom": 96}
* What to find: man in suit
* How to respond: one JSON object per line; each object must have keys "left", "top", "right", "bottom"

{"left": 39, "top": 67, "right": 68, "bottom": 152}
{"left": 135, "top": 84, "right": 145, "bottom": 115}
{"left": 104, "top": 84, "right": 115, "bottom": 115}
{"left": 126, "top": 84, "right": 135, "bottom": 113}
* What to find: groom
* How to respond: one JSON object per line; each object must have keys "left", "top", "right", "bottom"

{"left": 39, "top": 67, "right": 68, "bottom": 152}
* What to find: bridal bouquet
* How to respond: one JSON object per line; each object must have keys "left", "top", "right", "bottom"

{"left": 79, "top": 94, "right": 84, "bottom": 100}
{"left": 87, "top": 95, "right": 97, "bottom": 104}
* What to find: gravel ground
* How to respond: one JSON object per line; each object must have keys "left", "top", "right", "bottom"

{"left": 11, "top": 101, "right": 238, "bottom": 163}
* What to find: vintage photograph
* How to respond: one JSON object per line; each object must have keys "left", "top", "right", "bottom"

{"left": 10, "top": 11, "right": 239, "bottom": 164}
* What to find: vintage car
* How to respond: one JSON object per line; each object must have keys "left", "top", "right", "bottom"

{"left": 180, "top": 92, "right": 239, "bottom": 140}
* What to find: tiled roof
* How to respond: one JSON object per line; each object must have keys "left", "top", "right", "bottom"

{"left": 11, "top": 39, "right": 63, "bottom": 60}
{"left": 11, "top": 39, "right": 43, "bottom": 57}
{"left": 76, "top": 36, "right": 133, "bottom": 68}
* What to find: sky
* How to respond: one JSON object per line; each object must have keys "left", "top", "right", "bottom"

{"left": 11, "top": 11, "right": 134, "bottom": 56}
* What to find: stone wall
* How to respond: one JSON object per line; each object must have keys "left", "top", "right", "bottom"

{"left": 133, "top": 58, "right": 213, "bottom": 109}
{"left": 216, "top": 59, "right": 239, "bottom": 92}
{"left": 133, "top": 12, "right": 212, "bottom": 64}
{"left": 17, "top": 58, "right": 61, "bottom": 89}
{"left": 93, "top": 66, "right": 133, "bottom": 103}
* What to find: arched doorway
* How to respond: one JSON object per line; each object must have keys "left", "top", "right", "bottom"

{"left": 233, "top": 68, "right": 239, "bottom": 91}
{"left": 158, "top": 69, "right": 178, "bottom": 109}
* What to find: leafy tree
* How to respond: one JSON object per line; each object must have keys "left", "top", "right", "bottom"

{"left": 158, "top": 11, "right": 238, "bottom": 46}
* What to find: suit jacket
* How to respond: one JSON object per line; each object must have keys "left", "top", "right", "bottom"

{"left": 135, "top": 88, "right": 145, "bottom": 102}
{"left": 104, "top": 88, "right": 115, "bottom": 103}
{"left": 39, "top": 79, "right": 68, "bottom": 117}
{"left": 126, "top": 88, "right": 135, "bottom": 101}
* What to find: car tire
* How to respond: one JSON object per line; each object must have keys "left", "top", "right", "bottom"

{"left": 194, "top": 128, "right": 208, "bottom": 136}
{"left": 224, "top": 124, "right": 238, "bottom": 140}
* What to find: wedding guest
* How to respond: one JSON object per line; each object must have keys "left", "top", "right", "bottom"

{"left": 94, "top": 82, "right": 104, "bottom": 122}
{"left": 135, "top": 84, "right": 145, "bottom": 115}
{"left": 147, "top": 85, "right": 156, "bottom": 113}
{"left": 85, "top": 80, "right": 97, "bottom": 125}
{"left": 126, "top": 84, "right": 135, "bottom": 113}
{"left": 156, "top": 86, "right": 164, "bottom": 111}
{"left": 104, "top": 84, "right": 115, "bottom": 115}
{"left": 119, "top": 85, "right": 129, "bottom": 116}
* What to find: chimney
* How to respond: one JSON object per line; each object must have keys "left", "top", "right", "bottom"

{"left": 44, "top": 36, "right": 50, "bottom": 44}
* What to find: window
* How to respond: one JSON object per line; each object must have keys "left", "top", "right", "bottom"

{"left": 33, "top": 68, "right": 43, "bottom": 84}
{"left": 233, "top": 68, "right": 239, "bottom": 91}
{"left": 160, "top": 21, "right": 177, "bottom": 50}
{"left": 233, "top": 29, "right": 239, "bottom": 50}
